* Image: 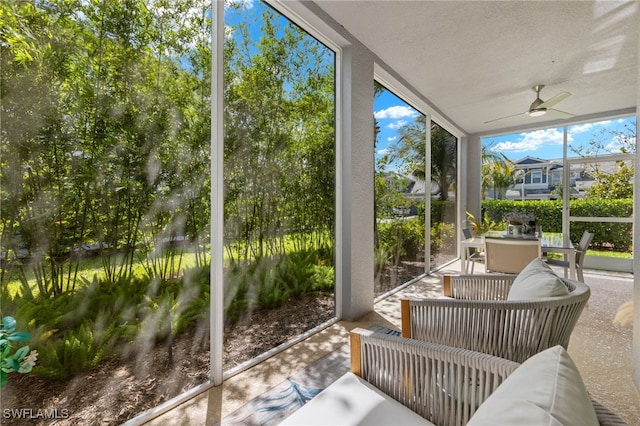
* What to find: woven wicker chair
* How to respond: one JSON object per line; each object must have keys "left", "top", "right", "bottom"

{"left": 400, "top": 274, "right": 590, "bottom": 363}
{"left": 349, "top": 328, "right": 626, "bottom": 426}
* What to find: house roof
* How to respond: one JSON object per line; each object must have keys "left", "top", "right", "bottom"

{"left": 312, "top": 1, "right": 639, "bottom": 137}
{"left": 515, "top": 156, "right": 550, "bottom": 165}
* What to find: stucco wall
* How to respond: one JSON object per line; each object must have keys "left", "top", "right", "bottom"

{"left": 339, "top": 44, "right": 375, "bottom": 321}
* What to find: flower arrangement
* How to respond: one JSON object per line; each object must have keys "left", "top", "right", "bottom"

{"left": 503, "top": 210, "right": 536, "bottom": 226}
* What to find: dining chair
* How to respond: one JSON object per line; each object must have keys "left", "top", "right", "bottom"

{"left": 462, "top": 228, "right": 484, "bottom": 273}
{"left": 484, "top": 237, "right": 541, "bottom": 274}
{"left": 546, "top": 230, "right": 593, "bottom": 282}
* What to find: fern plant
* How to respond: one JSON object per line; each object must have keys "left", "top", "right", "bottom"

{"left": 34, "top": 317, "right": 119, "bottom": 379}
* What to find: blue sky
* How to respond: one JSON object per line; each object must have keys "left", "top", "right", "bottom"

{"left": 374, "top": 89, "right": 421, "bottom": 160}
{"left": 374, "top": 87, "right": 636, "bottom": 163}
{"left": 483, "top": 117, "right": 636, "bottom": 161}
{"left": 232, "top": 0, "right": 636, "bottom": 165}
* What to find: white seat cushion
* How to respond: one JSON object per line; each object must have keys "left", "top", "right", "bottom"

{"left": 468, "top": 345, "right": 598, "bottom": 426}
{"left": 279, "top": 372, "right": 432, "bottom": 426}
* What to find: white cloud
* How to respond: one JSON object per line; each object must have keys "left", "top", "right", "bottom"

{"left": 387, "top": 136, "right": 397, "bottom": 142}
{"left": 569, "top": 120, "right": 611, "bottom": 134}
{"left": 377, "top": 148, "right": 392, "bottom": 156}
{"left": 569, "top": 123, "right": 596, "bottom": 134}
{"left": 491, "top": 128, "right": 572, "bottom": 154}
{"left": 387, "top": 120, "right": 408, "bottom": 130}
{"left": 374, "top": 105, "right": 419, "bottom": 119}
{"left": 605, "top": 134, "right": 636, "bottom": 153}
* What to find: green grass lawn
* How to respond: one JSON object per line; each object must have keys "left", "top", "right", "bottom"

{"left": 1, "top": 248, "right": 205, "bottom": 299}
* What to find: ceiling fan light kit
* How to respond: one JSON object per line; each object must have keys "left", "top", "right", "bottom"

{"left": 528, "top": 108, "right": 546, "bottom": 117}
{"left": 485, "top": 84, "right": 574, "bottom": 124}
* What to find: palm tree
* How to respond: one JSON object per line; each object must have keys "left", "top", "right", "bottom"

{"left": 392, "top": 116, "right": 456, "bottom": 201}
{"left": 481, "top": 142, "right": 511, "bottom": 199}
{"left": 484, "top": 159, "right": 516, "bottom": 199}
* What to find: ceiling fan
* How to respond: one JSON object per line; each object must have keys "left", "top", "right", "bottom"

{"left": 485, "top": 85, "right": 574, "bottom": 124}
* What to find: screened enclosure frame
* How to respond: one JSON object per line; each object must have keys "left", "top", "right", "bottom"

{"left": 121, "top": 1, "right": 639, "bottom": 423}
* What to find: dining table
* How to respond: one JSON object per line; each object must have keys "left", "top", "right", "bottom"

{"left": 461, "top": 232, "right": 577, "bottom": 280}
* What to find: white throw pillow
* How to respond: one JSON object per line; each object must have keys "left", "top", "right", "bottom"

{"left": 468, "top": 345, "right": 598, "bottom": 426}
{"left": 508, "top": 258, "right": 568, "bottom": 300}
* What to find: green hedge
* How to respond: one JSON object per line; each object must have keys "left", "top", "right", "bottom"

{"left": 430, "top": 200, "right": 456, "bottom": 224}
{"left": 481, "top": 199, "right": 632, "bottom": 252}
{"left": 377, "top": 218, "right": 425, "bottom": 260}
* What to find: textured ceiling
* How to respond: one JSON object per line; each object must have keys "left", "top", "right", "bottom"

{"left": 313, "top": 0, "right": 639, "bottom": 136}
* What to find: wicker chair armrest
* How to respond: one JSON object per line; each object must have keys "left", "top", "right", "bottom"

{"left": 350, "top": 328, "right": 519, "bottom": 425}
{"left": 443, "top": 274, "right": 515, "bottom": 299}
{"left": 350, "top": 329, "right": 624, "bottom": 426}
{"left": 400, "top": 293, "right": 590, "bottom": 363}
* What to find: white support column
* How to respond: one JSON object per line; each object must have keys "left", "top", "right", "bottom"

{"left": 466, "top": 134, "right": 483, "bottom": 221}
{"left": 339, "top": 42, "right": 375, "bottom": 321}
{"left": 562, "top": 126, "right": 570, "bottom": 246}
{"left": 210, "top": 0, "right": 224, "bottom": 386}
{"left": 424, "top": 115, "right": 432, "bottom": 273}
{"left": 457, "top": 135, "right": 468, "bottom": 232}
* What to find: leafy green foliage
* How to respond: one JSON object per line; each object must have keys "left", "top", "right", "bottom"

{"left": 223, "top": 4, "right": 335, "bottom": 266}
{"left": 586, "top": 161, "right": 634, "bottom": 199}
{"left": 430, "top": 222, "right": 456, "bottom": 253}
{"left": 482, "top": 198, "right": 632, "bottom": 252}
{"left": 482, "top": 200, "right": 562, "bottom": 234}
{"left": 0, "top": 0, "right": 339, "bottom": 387}
{"left": 310, "top": 265, "right": 334, "bottom": 293}
{"left": 374, "top": 245, "right": 393, "bottom": 274}
{"left": 8, "top": 268, "right": 211, "bottom": 379}
{"left": 377, "top": 218, "right": 425, "bottom": 262}
{"left": 0, "top": 316, "right": 37, "bottom": 386}
{"left": 483, "top": 160, "right": 516, "bottom": 200}
{"left": 374, "top": 172, "right": 413, "bottom": 219}
{"left": 388, "top": 117, "right": 457, "bottom": 201}
{"left": 570, "top": 199, "right": 633, "bottom": 251}
{"left": 34, "top": 318, "right": 120, "bottom": 379}
{"left": 430, "top": 201, "right": 454, "bottom": 224}
{"left": 464, "top": 211, "right": 503, "bottom": 235}
{"left": 223, "top": 248, "right": 335, "bottom": 323}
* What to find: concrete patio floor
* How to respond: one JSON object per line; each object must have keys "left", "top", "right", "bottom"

{"left": 146, "top": 261, "right": 639, "bottom": 425}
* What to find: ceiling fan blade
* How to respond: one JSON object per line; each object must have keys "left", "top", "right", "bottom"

{"left": 547, "top": 108, "right": 575, "bottom": 119}
{"left": 484, "top": 111, "right": 527, "bottom": 124}
{"left": 538, "top": 91, "right": 571, "bottom": 109}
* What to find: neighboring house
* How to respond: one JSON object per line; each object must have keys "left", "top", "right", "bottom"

{"left": 399, "top": 175, "right": 426, "bottom": 215}
{"left": 508, "top": 156, "right": 559, "bottom": 200}
{"left": 493, "top": 155, "right": 610, "bottom": 201}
